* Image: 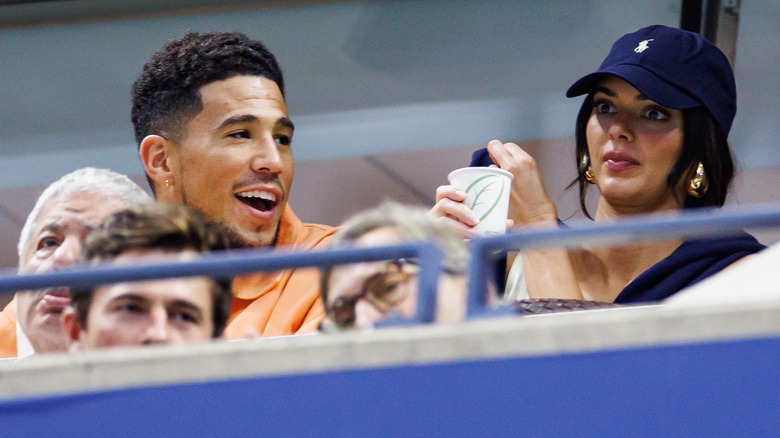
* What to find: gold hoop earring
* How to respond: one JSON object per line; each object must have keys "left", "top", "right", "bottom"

{"left": 580, "top": 154, "right": 596, "bottom": 184}
{"left": 687, "top": 162, "right": 708, "bottom": 198}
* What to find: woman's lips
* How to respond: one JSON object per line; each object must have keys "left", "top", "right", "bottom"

{"left": 605, "top": 160, "right": 638, "bottom": 171}
{"left": 603, "top": 151, "right": 639, "bottom": 171}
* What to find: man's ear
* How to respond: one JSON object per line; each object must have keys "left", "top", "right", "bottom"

{"left": 139, "top": 135, "right": 177, "bottom": 198}
{"left": 61, "top": 307, "right": 83, "bottom": 352}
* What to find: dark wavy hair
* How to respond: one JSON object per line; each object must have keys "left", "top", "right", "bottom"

{"left": 131, "top": 31, "right": 285, "bottom": 187}
{"left": 570, "top": 93, "right": 735, "bottom": 219}
{"left": 71, "top": 202, "right": 233, "bottom": 338}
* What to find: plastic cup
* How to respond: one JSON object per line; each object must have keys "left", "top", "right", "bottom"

{"left": 447, "top": 167, "right": 514, "bottom": 236}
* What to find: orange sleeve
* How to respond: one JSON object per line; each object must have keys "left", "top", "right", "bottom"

{"left": 0, "top": 299, "right": 18, "bottom": 358}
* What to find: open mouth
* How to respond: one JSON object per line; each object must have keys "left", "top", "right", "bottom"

{"left": 236, "top": 190, "right": 278, "bottom": 213}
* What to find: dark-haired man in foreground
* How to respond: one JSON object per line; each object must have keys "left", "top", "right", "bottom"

{"left": 63, "top": 202, "right": 232, "bottom": 349}
{"left": 131, "top": 32, "right": 336, "bottom": 338}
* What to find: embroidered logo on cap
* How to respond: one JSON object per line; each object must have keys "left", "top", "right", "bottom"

{"left": 634, "top": 39, "right": 654, "bottom": 53}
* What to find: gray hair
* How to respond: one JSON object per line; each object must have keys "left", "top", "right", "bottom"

{"left": 330, "top": 201, "right": 469, "bottom": 275}
{"left": 17, "top": 168, "right": 153, "bottom": 269}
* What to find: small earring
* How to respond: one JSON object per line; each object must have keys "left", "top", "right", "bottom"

{"left": 584, "top": 166, "right": 596, "bottom": 184}
{"left": 687, "top": 162, "right": 708, "bottom": 198}
{"left": 165, "top": 179, "right": 171, "bottom": 188}
{"left": 580, "top": 154, "right": 596, "bottom": 184}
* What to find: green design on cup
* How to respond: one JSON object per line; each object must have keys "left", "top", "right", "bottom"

{"left": 465, "top": 175, "right": 506, "bottom": 222}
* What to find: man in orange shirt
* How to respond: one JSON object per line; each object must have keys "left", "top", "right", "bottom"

{"left": 0, "top": 168, "right": 152, "bottom": 358}
{"left": 131, "top": 32, "right": 336, "bottom": 338}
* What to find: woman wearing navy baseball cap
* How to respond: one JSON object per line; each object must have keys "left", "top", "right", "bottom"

{"left": 432, "top": 25, "right": 765, "bottom": 304}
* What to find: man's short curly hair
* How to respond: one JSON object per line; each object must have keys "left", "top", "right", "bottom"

{"left": 131, "top": 31, "right": 285, "bottom": 146}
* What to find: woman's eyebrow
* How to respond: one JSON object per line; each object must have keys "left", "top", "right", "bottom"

{"left": 593, "top": 86, "right": 616, "bottom": 97}
{"left": 594, "top": 86, "right": 651, "bottom": 102}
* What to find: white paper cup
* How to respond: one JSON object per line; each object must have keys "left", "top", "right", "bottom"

{"left": 447, "top": 167, "right": 514, "bottom": 236}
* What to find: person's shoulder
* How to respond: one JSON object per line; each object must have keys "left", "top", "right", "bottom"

{"left": 0, "top": 298, "right": 16, "bottom": 322}
{"left": 0, "top": 300, "right": 17, "bottom": 359}
{"left": 680, "top": 232, "right": 766, "bottom": 256}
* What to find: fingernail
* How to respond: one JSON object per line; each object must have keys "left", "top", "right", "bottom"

{"left": 467, "top": 213, "right": 480, "bottom": 225}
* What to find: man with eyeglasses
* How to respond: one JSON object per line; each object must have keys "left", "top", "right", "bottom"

{"left": 319, "top": 202, "right": 469, "bottom": 331}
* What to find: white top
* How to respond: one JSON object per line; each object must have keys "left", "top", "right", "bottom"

{"left": 14, "top": 298, "right": 35, "bottom": 358}
{"left": 503, "top": 255, "right": 529, "bottom": 301}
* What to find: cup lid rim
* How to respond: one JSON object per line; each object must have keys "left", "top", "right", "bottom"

{"left": 447, "top": 167, "right": 514, "bottom": 182}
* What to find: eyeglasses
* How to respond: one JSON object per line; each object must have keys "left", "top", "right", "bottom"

{"left": 328, "top": 258, "right": 418, "bottom": 329}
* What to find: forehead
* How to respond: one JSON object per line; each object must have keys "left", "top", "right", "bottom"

{"left": 191, "top": 75, "right": 287, "bottom": 129}
{"left": 351, "top": 226, "right": 403, "bottom": 248}
{"left": 94, "top": 250, "right": 213, "bottom": 304}
{"left": 24, "top": 190, "right": 125, "bottom": 264}
{"left": 327, "top": 227, "right": 404, "bottom": 303}
{"left": 30, "top": 191, "right": 121, "bottom": 239}
{"left": 106, "top": 250, "right": 210, "bottom": 293}
{"left": 109, "top": 249, "right": 198, "bottom": 264}
{"left": 95, "top": 276, "right": 213, "bottom": 304}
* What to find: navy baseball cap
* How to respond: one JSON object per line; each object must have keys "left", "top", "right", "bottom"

{"left": 566, "top": 25, "right": 736, "bottom": 134}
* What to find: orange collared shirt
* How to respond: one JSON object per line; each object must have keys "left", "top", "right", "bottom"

{"left": 0, "top": 298, "right": 17, "bottom": 358}
{"left": 223, "top": 205, "right": 336, "bottom": 338}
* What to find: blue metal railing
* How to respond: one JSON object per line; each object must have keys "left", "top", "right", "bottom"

{"left": 3, "top": 202, "right": 780, "bottom": 324}
{"left": 0, "top": 242, "right": 443, "bottom": 324}
{"left": 467, "top": 202, "right": 780, "bottom": 315}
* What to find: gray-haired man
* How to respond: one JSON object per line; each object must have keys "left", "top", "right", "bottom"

{"left": 0, "top": 168, "right": 151, "bottom": 358}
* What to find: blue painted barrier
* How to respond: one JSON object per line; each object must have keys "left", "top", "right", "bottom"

{"left": 2, "top": 203, "right": 780, "bottom": 435}
{"left": 2, "top": 336, "right": 778, "bottom": 436}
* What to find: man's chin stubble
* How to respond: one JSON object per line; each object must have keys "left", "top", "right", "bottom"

{"left": 216, "top": 221, "right": 279, "bottom": 249}
{"left": 180, "top": 190, "right": 279, "bottom": 249}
